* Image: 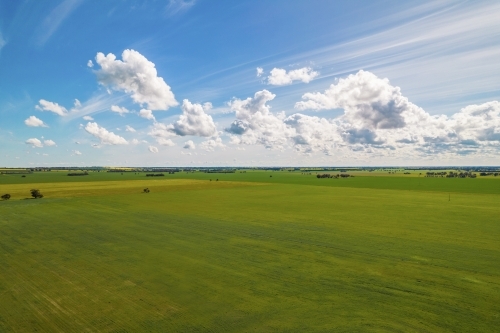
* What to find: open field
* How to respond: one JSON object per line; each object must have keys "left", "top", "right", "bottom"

{"left": 1, "top": 172, "right": 499, "bottom": 332}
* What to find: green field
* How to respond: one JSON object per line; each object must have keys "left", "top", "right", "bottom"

{"left": 0, "top": 171, "right": 499, "bottom": 332}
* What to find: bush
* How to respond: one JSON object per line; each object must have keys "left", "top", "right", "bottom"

{"left": 30, "top": 189, "right": 43, "bottom": 199}
{"left": 143, "top": 188, "right": 150, "bottom": 193}
{"left": 1, "top": 194, "right": 11, "bottom": 200}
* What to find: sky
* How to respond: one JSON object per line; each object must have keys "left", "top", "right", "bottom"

{"left": 0, "top": 0, "right": 499, "bottom": 167}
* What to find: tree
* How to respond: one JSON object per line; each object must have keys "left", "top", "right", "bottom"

{"left": 143, "top": 188, "right": 150, "bottom": 193}
{"left": 1, "top": 194, "right": 11, "bottom": 200}
{"left": 30, "top": 189, "right": 43, "bottom": 199}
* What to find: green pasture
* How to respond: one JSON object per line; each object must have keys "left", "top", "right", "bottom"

{"left": 2, "top": 169, "right": 500, "bottom": 194}
{"left": 0, "top": 172, "right": 499, "bottom": 332}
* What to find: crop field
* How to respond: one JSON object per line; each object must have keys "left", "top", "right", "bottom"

{"left": 0, "top": 171, "right": 499, "bottom": 332}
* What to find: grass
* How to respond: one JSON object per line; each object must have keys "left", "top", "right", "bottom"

{"left": 0, "top": 171, "right": 499, "bottom": 332}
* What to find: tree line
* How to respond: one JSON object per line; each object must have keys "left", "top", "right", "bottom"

{"left": 317, "top": 174, "right": 354, "bottom": 179}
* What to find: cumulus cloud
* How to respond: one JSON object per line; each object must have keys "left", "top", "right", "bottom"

{"left": 24, "top": 116, "right": 47, "bottom": 127}
{"left": 83, "top": 115, "right": 94, "bottom": 121}
{"left": 170, "top": 99, "right": 217, "bottom": 137}
{"left": 125, "top": 125, "right": 136, "bottom": 132}
{"left": 451, "top": 101, "right": 500, "bottom": 143}
{"left": 227, "top": 90, "right": 292, "bottom": 149}
{"left": 43, "top": 139, "right": 56, "bottom": 146}
{"left": 110, "top": 105, "right": 130, "bottom": 116}
{"left": 267, "top": 67, "right": 319, "bottom": 86}
{"left": 25, "top": 138, "right": 43, "bottom": 148}
{"left": 87, "top": 60, "right": 93, "bottom": 68}
{"left": 139, "top": 109, "right": 155, "bottom": 121}
{"left": 256, "top": 67, "right": 264, "bottom": 77}
{"left": 295, "top": 70, "right": 413, "bottom": 129}
{"left": 148, "top": 146, "right": 159, "bottom": 153}
{"left": 84, "top": 122, "right": 128, "bottom": 145}
{"left": 283, "top": 113, "right": 340, "bottom": 154}
{"left": 225, "top": 72, "right": 484, "bottom": 156}
{"left": 284, "top": 71, "right": 500, "bottom": 157}
{"left": 157, "top": 138, "right": 175, "bottom": 146}
{"left": 25, "top": 138, "right": 56, "bottom": 148}
{"left": 200, "top": 137, "right": 225, "bottom": 151}
{"left": 287, "top": 72, "right": 449, "bottom": 153}
{"left": 35, "top": 99, "right": 68, "bottom": 116}
{"left": 94, "top": 49, "right": 178, "bottom": 110}
{"left": 73, "top": 150, "right": 82, "bottom": 155}
{"left": 148, "top": 122, "right": 172, "bottom": 140}
{"left": 183, "top": 140, "right": 195, "bottom": 149}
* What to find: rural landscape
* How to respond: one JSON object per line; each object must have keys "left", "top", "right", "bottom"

{"left": 1, "top": 167, "right": 499, "bottom": 331}
{"left": 1, "top": 1, "right": 499, "bottom": 331}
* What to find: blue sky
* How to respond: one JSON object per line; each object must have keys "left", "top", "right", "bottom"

{"left": 1, "top": 0, "right": 499, "bottom": 167}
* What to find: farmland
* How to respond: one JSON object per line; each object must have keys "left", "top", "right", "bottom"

{"left": 0, "top": 171, "right": 499, "bottom": 332}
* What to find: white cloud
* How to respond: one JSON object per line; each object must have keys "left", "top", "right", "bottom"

{"left": 35, "top": 0, "right": 83, "bottom": 46}
{"left": 200, "top": 137, "right": 225, "bottom": 151}
{"left": 139, "top": 109, "right": 156, "bottom": 121}
{"left": 62, "top": 93, "right": 128, "bottom": 122}
{"left": 283, "top": 113, "right": 340, "bottom": 154}
{"left": 36, "top": 99, "right": 68, "bottom": 116}
{"left": 183, "top": 140, "right": 195, "bottom": 149}
{"left": 170, "top": 99, "right": 217, "bottom": 137}
{"left": 74, "top": 99, "right": 82, "bottom": 108}
{"left": 166, "top": 0, "right": 196, "bottom": 16}
{"left": 283, "top": 71, "right": 500, "bottom": 157}
{"left": 451, "top": 101, "right": 500, "bottom": 143}
{"left": 125, "top": 125, "right": 136, "bottom": 132}
{"left": 296, "top": 70, "right": 413, "bottom": 130}
{"left": 25, "top": 138, "right": 43, "bottom": 148}
{"left": 43, "top": 139, "right": 56, "bottom": 146}
{"left": 87, "top": 60, "right": 93, "bottom": 68}
{"left": 24, "top": 116, "right": 47, "bottom": 127}
{"left": 226, "top": 90, "right": 292, "bottom": 149}
{"left": 84, "top": 122, "right": 128, "bottom": 145}
{"left": 267, "top": 67, "right": 319, "bottom": 86}
{"left": 222, "top": 73, "right": 454, "bottom": 156}
{"left": 256, "top": 67, "right": 264, "bottom": 77}
{"left": 73, "top": 150, "right": 82, "bottom": 155}
{"left": 148, "top": 146, "right": 159, "bottom": 153}
{"left": 148, "top": 122, "right": 173, "bottom": 140}
{"left": 83, "top": 115, "right": 94, "bottom": 121}
{"left": 275, "top": 2, "right": 500, "bottom": 110}
{"left": 94, "top": 49, "right": 178, "bottom": 110}
{"left": 110, "top": 105, "right": 130, "bottom": 116}
{"left": 157, "top": 138, "right": 175, "bottom": 146}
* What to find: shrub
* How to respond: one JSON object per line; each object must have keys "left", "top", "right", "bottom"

{"left": 1, "top": 194, "right": 11, "bottom": 200}
{"left": 143, "top": 188, "right": 150, "bottom": 193}
{"left": 30, "top": 189, "right": 43, "bottom": 199}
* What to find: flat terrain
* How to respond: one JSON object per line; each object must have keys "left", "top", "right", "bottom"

{"left": 0, "top": 171, "right": 499, "bottom": 332}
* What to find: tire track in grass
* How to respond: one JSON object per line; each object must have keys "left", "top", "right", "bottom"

{"left": 1, "top": 256, "right": 102, "bottom": 332}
